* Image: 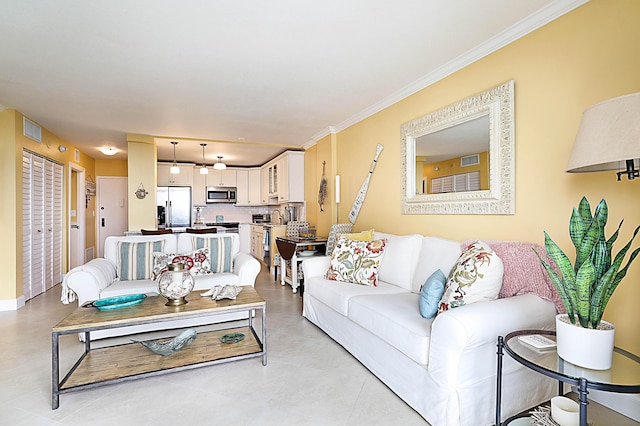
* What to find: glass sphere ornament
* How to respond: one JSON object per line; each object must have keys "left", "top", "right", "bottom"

{"left": 157, "top": 262, "right": 194, "bottom": 306}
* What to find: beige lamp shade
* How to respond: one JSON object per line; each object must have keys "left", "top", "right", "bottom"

{"left": 566, "top": 92, "right": 640, "bottom": 173}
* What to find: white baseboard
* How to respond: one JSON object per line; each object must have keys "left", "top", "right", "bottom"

{"left": 0, "top": 295, "right": 25, "bottom": 311}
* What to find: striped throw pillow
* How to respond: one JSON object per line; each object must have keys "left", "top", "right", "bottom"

{"left": 116, "top": 240, "right": 165, "bottom": 281}
{"left": 193, "top": 236, "right": 233, "bottom": 273}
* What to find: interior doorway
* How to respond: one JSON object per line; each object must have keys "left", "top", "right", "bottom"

{"left": 97, "top": 176, "right": 128, "bottom": 257}
{"left": 69, "top": 164, "right": 86, "bottom": 269}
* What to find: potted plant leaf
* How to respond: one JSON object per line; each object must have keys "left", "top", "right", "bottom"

{"left": 534, "top": 196, "right": 639, "bottom": 370}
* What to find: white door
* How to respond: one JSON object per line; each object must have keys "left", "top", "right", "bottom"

{"left": 97, "top": 177, "right": 128, "bottom": 257}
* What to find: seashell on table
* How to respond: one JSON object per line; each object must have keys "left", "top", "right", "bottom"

{"left": 201, "top": 285, "right": 243, "bottom": 300}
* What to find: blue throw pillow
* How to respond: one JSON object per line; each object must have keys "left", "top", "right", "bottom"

{"left": 419, "top": 269, "right": 447, "bottom": 319}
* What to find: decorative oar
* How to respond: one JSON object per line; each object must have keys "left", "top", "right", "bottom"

{"left": 348, "top": 144, "right": 384, "bottom": 224}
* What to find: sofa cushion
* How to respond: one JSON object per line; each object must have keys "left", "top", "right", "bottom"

{"left": 305, "top": 276, "right": 408, "bottom": 316}
{"left": 419, "top": 269, "right": 447, "bottom": 319}
{"left": 438, "top": 240, "right": 503, "bottom": 313}
{"left": 326, "top": 237, "right": 387, "bottom": 286}
{"left": 116, "top": 240, "right": 165, "bottom": 281}
{"left": 374, "top": 232, "right": 423, "bottom": 291}
{"left": 105, "top": 234, "right": 177, "bottom": 265}
{"left": 192, "top": 235, "right": 234, "bottom": 273}
{"left": 411, "top": 236, "right": 462, "bottom": 294}
{"left": 349, "top": 292, "right": 433, "bottom": 365}
{"left": 152, "top": 248, "right": 211, "bottom": 280}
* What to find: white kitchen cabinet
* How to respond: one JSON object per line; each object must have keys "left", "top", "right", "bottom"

{"left": 251, "top": 225, "right": 265, "bottom": 263}
{"left": 158, "top": 163, "right": 194, "bottom": 186}
{"left": 192, "top": 166, "right": 206, "bottom": 205}
{"left": 206, "top": 168, "right": 237, "bottom": 187}
{"left": 260, "top": 151, "right": 304, "bottom": 204}
{"left": 236, "top": 168, "right": 262, "bottom": 206}
{"left": 261, "top": 165, "right": 270, "bottom": 204}
{"left": 248, "top": 169, "right": 262, "bottom": 205}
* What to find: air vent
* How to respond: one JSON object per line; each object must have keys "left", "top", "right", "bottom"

{"left": 23, "top": 117, "right": 42, "bottom": 143}
{"left": 461, "top": 154, "right": 480, "bottom": 167}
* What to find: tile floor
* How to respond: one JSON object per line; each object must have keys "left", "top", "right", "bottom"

{"left": 0, "top": 267, "right": 428, "bottom": 425}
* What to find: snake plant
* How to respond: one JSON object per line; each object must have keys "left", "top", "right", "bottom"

{"left": 534, "top": 197, "right": 640, "bottom": 329}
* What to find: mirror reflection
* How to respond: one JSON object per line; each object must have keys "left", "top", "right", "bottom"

{"left": 401, "top": 80, "right": 514, "bottom": 215}
{"left": 415, "top": 115, "right": 490, "bottom": 195}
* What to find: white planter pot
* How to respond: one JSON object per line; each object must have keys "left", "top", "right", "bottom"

{"left": 555, "top": 314, "right": 615, "bottom": 370}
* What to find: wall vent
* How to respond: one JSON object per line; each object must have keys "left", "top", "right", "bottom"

{"left": 23, "top": 117, "right": 42, "bottom": 143}
{"left": 461, "top": 154, "right": 480, "bottom": 167}
{"left": 85, "top": 247, "right": 95, "bottom": 263}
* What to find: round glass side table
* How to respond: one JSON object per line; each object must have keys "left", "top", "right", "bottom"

{"left": 496, "top": 329, "right": 640, "bottom": 426}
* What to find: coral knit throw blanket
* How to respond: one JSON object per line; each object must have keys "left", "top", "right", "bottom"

{"left": 463, "top": 240, "right": 565, "bottom": 313}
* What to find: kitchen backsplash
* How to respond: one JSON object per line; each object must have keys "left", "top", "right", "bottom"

{"left": 196, "top": 203, "right": 304, "bottom": 224}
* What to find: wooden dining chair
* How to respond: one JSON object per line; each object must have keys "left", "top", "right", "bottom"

{"left": 140, "top": 228, "right": 173, "bottom": 235}
{"left": 185, "top": 227, "right": 217, "bottom": 234}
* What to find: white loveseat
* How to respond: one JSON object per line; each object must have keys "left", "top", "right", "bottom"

{"left": 301, "top": 231, "right": 562, "bottom": 426}
{"left": 62, "top": 232, "right": 261, "bottom": 339}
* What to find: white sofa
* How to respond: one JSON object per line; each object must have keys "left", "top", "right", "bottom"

{"left": 62, "top": 232, "right": 261, "bottom": 339}
{"left": 301, "top": 231, "right": 562, "bottom": 426}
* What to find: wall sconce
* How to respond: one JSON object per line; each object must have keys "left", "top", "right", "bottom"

{"left": 566, "top": 92, "right": 640, "bottom": 180}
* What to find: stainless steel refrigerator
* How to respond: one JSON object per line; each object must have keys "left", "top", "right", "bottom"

{"left": 157, "top": 187, "right": 191, "bottom": 228}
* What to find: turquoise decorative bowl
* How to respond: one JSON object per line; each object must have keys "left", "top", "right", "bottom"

{"left": 91, "top": 294, "right": 147, "bottom": 310}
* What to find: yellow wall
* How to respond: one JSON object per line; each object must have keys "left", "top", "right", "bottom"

{"left": 0, "top": 109, "right": 96, "bottom": 303}
{"left": 306, "top": 0, "right": 640, "bottom": 354}
{"left": 96, "top": 159, "right": 128, "bottom": 176}
{"left": 306, "top": 133, "right": 337, "bottom": 237}
{"left": 127, "top": 135, "right": 157, "bottom": 231}
{"left": 0, "top": 110, "right": 18, "bottom": 301}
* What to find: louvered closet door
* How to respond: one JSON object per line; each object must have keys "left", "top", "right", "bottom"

{"left": 22, "top": 153, "right": 34, "bottom": 300}
{"left": 22, "top": 151, "right": 63, "bottom": 301}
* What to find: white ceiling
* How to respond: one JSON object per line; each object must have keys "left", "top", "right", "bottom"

{"left": 0, "top": 0, "right": 586, "bottom": 167}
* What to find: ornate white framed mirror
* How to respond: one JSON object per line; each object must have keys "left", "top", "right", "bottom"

{"left": 401, "top": 80, "right": 515, "bottom": 214}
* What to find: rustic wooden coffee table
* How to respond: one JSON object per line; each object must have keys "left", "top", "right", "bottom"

{"left": 52, "top": 287, "right": 266, "bottom": 409}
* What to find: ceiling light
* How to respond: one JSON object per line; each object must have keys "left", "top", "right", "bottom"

{"left": 567, "top": 92, "right": 640, "bottom": 180}
{"left": 99, "top": 146, "right": 118, "bottom": 156}
{"left": 200, "top": 143, "right": 209, "bottom": 175}
{"left": 213, "top": 156, "right": 227, "bottom": 170}
{"left": 170, "top": 141, "right": 180, "bottom": 174}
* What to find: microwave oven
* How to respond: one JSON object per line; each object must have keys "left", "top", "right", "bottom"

{"left": 206, "top": 186, "right": 237, "bottom": 203}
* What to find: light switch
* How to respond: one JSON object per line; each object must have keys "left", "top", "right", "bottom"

{"left": 119, "top": 198, "right": 125, "bottom": 207}
{"left": 70, "top": 210, "right": 76, "bottom": 217}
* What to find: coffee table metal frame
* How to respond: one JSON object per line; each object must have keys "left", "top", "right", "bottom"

{"left": 52, "top": 288, "right": 266, "bottom": 409}
{"left": 496, "top": 329, "right": 640, "bottom": 426}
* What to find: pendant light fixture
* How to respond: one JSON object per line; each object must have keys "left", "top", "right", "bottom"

{"left": 199, "top": 143, "right": 209, "bottom": 175}
{"left": 170, "top": 141, "right": 180, "bottom": 174}
{"left": 213, "top": 155, "right": 227, "bottom": 170}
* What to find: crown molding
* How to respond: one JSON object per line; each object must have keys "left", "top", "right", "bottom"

{"left": 309, "top": 0, "right": 588, "bottom": 142}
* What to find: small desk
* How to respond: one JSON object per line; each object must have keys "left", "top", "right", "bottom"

{"left": 275, "top": 236, "right": 327, "bottom": 293}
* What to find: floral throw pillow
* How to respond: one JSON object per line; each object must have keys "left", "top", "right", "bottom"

{"left": 325, "top": 237, "right": 387, "bottom": 286}
{"left": 438, "top": 240, "right": 503, "bottom": 314}
{"left": 152, "top": 248, "right": 211, "bottom": 280}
